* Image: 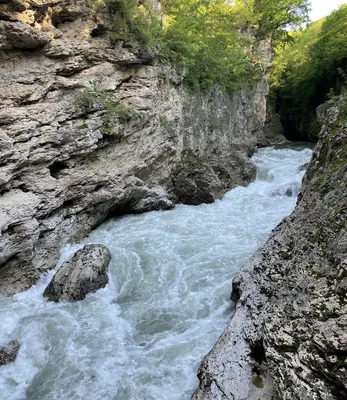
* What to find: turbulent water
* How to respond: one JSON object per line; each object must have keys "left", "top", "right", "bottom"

{"left": 0, "top": 146, "right": 312, "bottom": 400}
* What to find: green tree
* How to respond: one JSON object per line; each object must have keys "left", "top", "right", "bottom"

{"left": 160, "top": 0, "right": 310, "bottom": 91}
{"left": 270, "top": 4, "right": 347, "bottom": 138}
{"left": 251, "top": 0, "right": 310, "bottom": 37}
{"left": 161, "top": 0, "right": 259, "bottom": 92}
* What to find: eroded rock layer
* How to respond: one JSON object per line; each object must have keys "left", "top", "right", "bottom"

{"left": 0, "top": 0, "right": 272, "bottom": 295}
{"left": 193, "top": 97, "right": 347, "bottom": 399}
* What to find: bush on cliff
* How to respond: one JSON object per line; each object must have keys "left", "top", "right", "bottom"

{"left": 100, "top": 0, "right": 162, "bottom": 50}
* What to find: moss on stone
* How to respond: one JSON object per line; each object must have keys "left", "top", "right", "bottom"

{"left": 334, "top": 99, "right": 347, "bottom": 129}
{"left": 78, "top": 122, "right": 88, "bottom": 129}
{"left": 100, "top": 127, "right": 113, "bottom": 135}
{"left": 74, "top": 89, "right": 138, "bottom": 122}
{"left": 252, "top": 375, "right": 264, "bottom": 388}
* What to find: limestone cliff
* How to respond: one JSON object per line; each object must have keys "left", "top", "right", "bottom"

{"left": 0, "top": 0, "right": 271, "bottom": 295}
{"left": 193, "top": 96, "right": 347, "bottom": 399}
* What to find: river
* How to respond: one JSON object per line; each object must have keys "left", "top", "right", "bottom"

{"left": 0, "top": 145, "right": 312, "bottom": 400}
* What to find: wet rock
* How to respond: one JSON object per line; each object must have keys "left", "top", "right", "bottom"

{"left": 271, "top": 182, "right": 301, "bottom": 197}
{"left": 130, "top": 187, "right": 175, "bottom": 213}
{"left": 258, "top": 113, "right": 288, "bottom": 147}
{"left": 230, "top": 275, "right": 242, "bottom": 303}
{"left": 0, "top": 340, "right": 20, "bottom": 367}
{"left": 298, "top": 162, "right": 310, "bottom": 171}
{"left": 172, "top": 163, "right": 220, "bottom": 205}
{"left": 43, "top": 244, "right": 111, "bottom": 302}
{"left": 257, "top": 97, "right": 287, "bottom": 146}
{"left": 172, "top": 153, "right": 256, "bottom": 205}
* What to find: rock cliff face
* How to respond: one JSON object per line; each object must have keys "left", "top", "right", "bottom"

{"left": 193, "top": 96, "right": 347, "bottom": 399}
{"left": 0, "top": 0, "right": 272, "bottom": 295}
{"left": 259, "top": 99, "right": 287, "bottom": 147}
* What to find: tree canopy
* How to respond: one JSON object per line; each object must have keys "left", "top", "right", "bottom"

{"left": 251, "top": 0, "right": 310, "bottom": 37}
{"left": 160, "top": 0, "right": 310, "bottom": 91}
{"left": 160, "top": 0, "right": 258, "bottom": 92}
{"left": 270, "top": 4, "right": 347, "bottom": 138}
{"left": 100, "top": 0, "right": 311, "bottom": 93}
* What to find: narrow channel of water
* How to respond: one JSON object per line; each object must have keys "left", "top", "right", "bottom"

{"left": 0, "top": 146, "right": 312, "bottom": 400}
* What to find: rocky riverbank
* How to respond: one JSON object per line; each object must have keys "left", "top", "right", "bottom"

{"left": 0, "top": 0, "right": 279, "bottom": 296}
{"left": 193, "top": 96, "right": 347, "bottom": 399}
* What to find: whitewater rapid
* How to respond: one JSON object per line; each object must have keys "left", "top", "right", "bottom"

{"left": 0, "top": 146, "right": 312, "bottom": 400}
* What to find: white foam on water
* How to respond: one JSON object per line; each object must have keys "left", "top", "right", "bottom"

{"left": 0, "top": 146, "right": 312, "bottom": 400}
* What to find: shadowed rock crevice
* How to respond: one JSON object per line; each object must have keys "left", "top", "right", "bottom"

{"left": 49, "top": 160, "right": 69, "bottom": 179}
{"left": 249, "top": 339, "right": 266, "bottom": 365}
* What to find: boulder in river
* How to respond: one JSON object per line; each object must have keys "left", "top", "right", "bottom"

{"left": 0, "top": 340, "right": 20, "bottom": 367}
{"left": 271, "top": 182, "right": 301, "bottom": 197}
{"left": 43, "top": 244, "right": 111, "bottom": 302}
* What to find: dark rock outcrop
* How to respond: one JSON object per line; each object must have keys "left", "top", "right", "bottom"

{"left": 172, "top": 153, "right": 256, "bottom": 205}
{"left": 129, "top": 186, "right": 175, "bottom": 213}
{"left": 43, "top": 244, "right": 111, "bottom": 302}
{"left": 257, "top": 99, "right": 288, "bottom": 147}
{"left": 259, "top": 113, "right": 288, "bottom": 147}
{"left": 172, "top": 159, "right": 223, "bottom": 205}
{"left": 298, "top": 162, "right": 310, "bottom": 171}
{"left": 0, "top": 340, "right": 20, "bottom": 367}
{"left": 271, "top": 182, "right": 301, "bottom": 197}
{"left": 193, "top": 95, "right": 347, "bottom": 399}
{"left": 0, "top": 21, "right": 50, "bottom": 50}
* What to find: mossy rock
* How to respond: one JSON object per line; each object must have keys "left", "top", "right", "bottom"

{"left": 252, "top": 375, "right": 264, "bottom": 388}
